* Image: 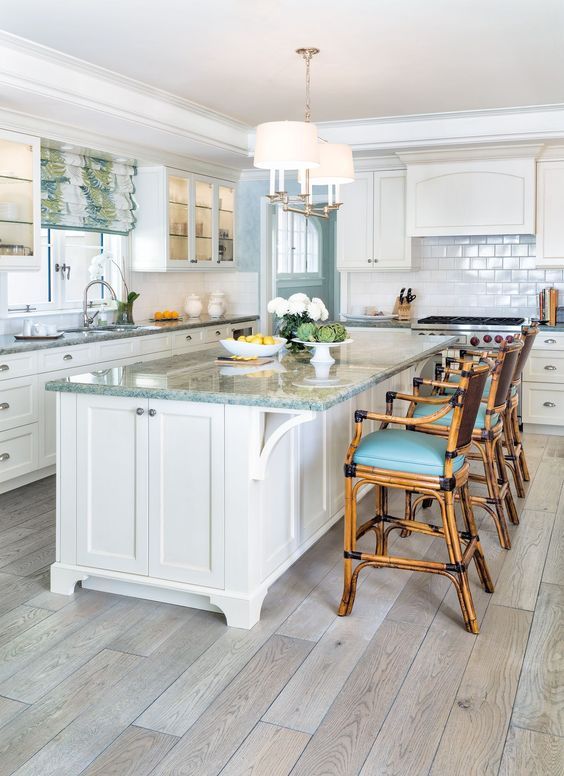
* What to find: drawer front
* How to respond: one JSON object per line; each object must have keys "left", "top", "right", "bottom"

{"left": 0, "top": 351, "right": 37, "bottom": 381}
{"left": 172, "top": 329, "right": 204, "bottom": 353}
{"left": 522, "top": 383, "right": 564, "bottom": 425}
{"left": 203, "top": 324, "right": 230, "bottom": 344}
{"left": 0, "top": 376, "right": 37, "bottom": 433}
{"left": 524, "top": 351, "right": 564, "bottom": 383}
{"left": 95, "top": 337, "right": 142, "bottom": 362}
{"left": 0, "top": 423, "right": 38, "bottom": 483}
{"left": 533, "top": 332, "right": 564, "bottom": 350}
{"left": 37, "top": 344, "right": 95, "bottom": 373}
{"left": 140, "top": 333, "right": 172, "bottom": 356}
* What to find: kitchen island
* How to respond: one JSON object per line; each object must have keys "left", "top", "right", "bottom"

{"left": 47, "top": 331, "right": 455, "bottom": 627}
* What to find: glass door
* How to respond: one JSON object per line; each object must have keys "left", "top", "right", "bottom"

{"left": 0, "top": 133, "right": 40, "bottom": 270}
{"left": 168, "top": 175, "right": 190, "bottom": 263}
{"left": 194, "top": 179, "right": 213, "bottom": 262}
{"left": 218, "top": 184, "right": 234, "bottom": 264}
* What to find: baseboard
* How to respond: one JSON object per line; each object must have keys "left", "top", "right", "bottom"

{"left": 523, "top": 423, "right": 564, "bottom": 437}
{"left": 0, "top": 465, "right": 55, "bottom": 494}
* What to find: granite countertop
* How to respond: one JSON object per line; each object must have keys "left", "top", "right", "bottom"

{"left": 342, "top": 318, "right": 412, "bottom": 329}
{"left": 46, "top": 331, "right": 457, "bottom": 411}
{"left": 0, "top": 314, "right": 259, "bottom": 355}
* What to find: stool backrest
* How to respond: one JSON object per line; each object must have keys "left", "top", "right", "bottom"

{"left": 487, "top": 340, "right": 523, "bottom": 414}
{"left": 447, "top": 361, "right": 490, "bottom": 454}
{"left": 513, "top": 322, "right": 539, "bottom": 383}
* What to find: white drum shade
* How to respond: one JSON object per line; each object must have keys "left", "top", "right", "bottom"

{"left": 310, "top": 143, "right": 355, "bottom": 184}
{"left": 254, "top": 121, "right": 320, "bottom": 170}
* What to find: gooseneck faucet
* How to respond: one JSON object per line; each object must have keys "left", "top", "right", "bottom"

{"left": 83, "top": 280, "right": 117, "bottom": 328}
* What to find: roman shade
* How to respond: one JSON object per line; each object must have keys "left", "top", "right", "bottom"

{"left": 41, "top": 147, "right": 137, "bottom": 235}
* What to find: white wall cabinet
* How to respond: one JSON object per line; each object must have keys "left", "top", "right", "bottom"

{"left": 405, "top": 157, "right": 536, "bottom": 236}
{"left": 0, "top": 128, "right": 41, "bottom": 272}
{"left": 536, "top": 160, "right": 564, "bottom": 267}
{"left": 132, "top": 166, "right": 236, "bottom": 271}
{"left": 337, "top": 170, "right": 413, "bottom": 271}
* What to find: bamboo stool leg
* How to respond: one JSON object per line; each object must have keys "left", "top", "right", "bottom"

{"left": 512, "top": 402, "right": 531, "bottom": 482}
{"left": 495, "top": 435, "right": 519, "bottom": 526}
{"left": 442, "top": 490, "right": 479, "bottom": 634}
{"left": 339, "top": 476, "right": 356, "bottom": 616}
{"left": 401, "top": 491, "right": 414, "bottom": 537}
{"left": 503, "top": 409, "right": 525, "bottom": 498}
{"left": 476, "top": 438, "right": 512, "bottom": 549}
{"left": 459, "top": 482, "right": 494, "bottom": 593}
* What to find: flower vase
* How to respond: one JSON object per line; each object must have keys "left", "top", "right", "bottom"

{"left": 116, "top": 300, "right": 135, "bottom": 325}
{"left": 277, "top": 315, "right": 309, "bottom": 353}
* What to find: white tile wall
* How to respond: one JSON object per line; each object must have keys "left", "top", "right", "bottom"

{"left": 346, "top": 235, "right": 551, "bottom": 318}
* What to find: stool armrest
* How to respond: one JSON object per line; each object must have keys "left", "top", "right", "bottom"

{"left": 355, "top": 401, "right": 454, "bottom": 428}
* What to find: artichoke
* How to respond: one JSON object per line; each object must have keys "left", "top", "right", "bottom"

{"left": 331, "top": 322, "right": 348, "bottom": 342}
{"left": 295, "top": 321, "right": 317, "bottom": 342}
{"left": 316, "top": 324, "right": 337, "bottom": 342}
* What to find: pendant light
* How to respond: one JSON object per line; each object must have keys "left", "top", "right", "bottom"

{"left": 253, "top": 48, "right": 354, "bottom": 219}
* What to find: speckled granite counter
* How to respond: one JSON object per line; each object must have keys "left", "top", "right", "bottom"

{"left": 46, "top": 331, "right": 456, "bottom": 411}
{"left": 343, "top": 318, "right": 412, "bottom": 329}
{"left": 0, "top": 314, "right": 259, "bottom": 355}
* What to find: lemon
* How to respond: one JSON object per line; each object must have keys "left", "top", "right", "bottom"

{"left": 263, "top": 336, "right": 275, "bottom": 345}
{"left": 238, "top": 335, "right": 247, "bottom": 342}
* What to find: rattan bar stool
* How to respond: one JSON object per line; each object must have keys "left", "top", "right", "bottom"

{"left": 339, "top": 360, "right": 493, "bottom": 634}
{"left": 412, "top": 340, "right": 523, "bottom": 549}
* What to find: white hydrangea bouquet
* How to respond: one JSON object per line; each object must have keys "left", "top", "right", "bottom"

{"left": 267, "top": 293, "right": 329, "bottom": 352}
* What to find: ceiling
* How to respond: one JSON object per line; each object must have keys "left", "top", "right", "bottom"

{"left": 0, "top": 0, "right": 563, "bottom": 126}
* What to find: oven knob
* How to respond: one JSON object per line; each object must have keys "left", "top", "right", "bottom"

{"left": 506, "top": 335, "right": 514, "bottom": 343}
{"left": 495, "top": 335, "right": 503, "bottom": 344}
{"left": 470, "top": 336, "right": 480, "bottom": 346}
{"left": 483, "top": 334, "right": 492, "bottom": 343}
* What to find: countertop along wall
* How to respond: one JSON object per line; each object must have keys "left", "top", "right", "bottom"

{"left": 345, "top": 234, "right": 552, "bottom": 319}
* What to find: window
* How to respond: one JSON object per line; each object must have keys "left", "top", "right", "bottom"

{"left": 7, "top": 229, "right": 127, "bottom": 312}
{"left": 276, "top": 210, "right": 321, "bottom": 277}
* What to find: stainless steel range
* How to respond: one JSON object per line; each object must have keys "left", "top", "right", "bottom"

{"left": 412, "top": 315, "right": 526, "bottom": 347}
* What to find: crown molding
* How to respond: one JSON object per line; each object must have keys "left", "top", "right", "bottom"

{"left": 396, "top": 143, "right": 545, "bottom": 165}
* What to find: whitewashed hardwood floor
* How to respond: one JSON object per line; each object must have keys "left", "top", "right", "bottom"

{"left": 0, "top": 431, "right": 561, "bottom": 775}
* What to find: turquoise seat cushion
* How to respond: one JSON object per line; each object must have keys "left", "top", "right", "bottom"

{"left": 411, "top": 400, "right": 499, "bottom": 429}
{"left": 353, "top": 428, "right": 464, "bottom": 477}
{"left": 443, "top": 374, "right": 516, "bottom": 397}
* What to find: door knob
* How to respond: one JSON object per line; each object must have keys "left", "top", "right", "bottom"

{"left": 149, "top": 409, "right": 157, "bottom": 417}
{"left": 136, "top": 407, "right": 145, "bottom": 415}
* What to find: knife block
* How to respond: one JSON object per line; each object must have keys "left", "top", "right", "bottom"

{"left": 393, "top": 297, "right": 412, "bottom": 321}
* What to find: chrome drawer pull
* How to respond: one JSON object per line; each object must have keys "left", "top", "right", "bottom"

{"left": 136, "top": 407, "right": 145, "bottom": 415}
{"left": 186, "top": 335, "right": 192, "bottom": 341}
{"left": 544, "top": 338, "right": 557, "bottom": 344}
{"left": 63, "top": 354, "right": 73, "bottom": 361}
{"left": 0, "top": 453, "right": 10, "bottom": 462}
{"left": 215, "top": 330, "right": 221, "bottom": 336}
{"left": 543, "top": 401, "right": 556, "bottom": 408}
{"left": 544, "top": 365, "right": 557, "bottom": 370}
{"left": 0, "top": 402, "right": 9, "bottom": 411}
{"left": 0, "top": 364, "right": 9, "bottom": 371}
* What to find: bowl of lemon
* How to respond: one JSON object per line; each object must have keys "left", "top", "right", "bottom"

{"left": 220, "top": 333, "right": 287, "bottom": 358}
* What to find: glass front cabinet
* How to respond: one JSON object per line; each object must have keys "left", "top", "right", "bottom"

{"left": 0, "top": 129, "right": 41, "bottom": 271}
{"left": 132, "top": 167, "right": 236, "bottom": 271}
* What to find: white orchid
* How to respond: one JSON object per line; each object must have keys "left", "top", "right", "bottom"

{"left": 89, "top": 255, "right": 106, "bottom": 281}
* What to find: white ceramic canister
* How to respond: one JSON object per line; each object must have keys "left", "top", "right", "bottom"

{"left": 208, "top": 291, "right": 226, "bottom": 316}
{"left": 184, "top": 294, "right": 203, "bottom": 318}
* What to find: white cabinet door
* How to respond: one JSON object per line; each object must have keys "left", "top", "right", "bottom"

{"left": 148, "top": 399, "right": 225, "bottom": 587}
{"left": 373, "top": 171, "right": 411, "bottom": 269}
{"left": 536, "top": 161, "right": 564, "bottom": 267}
{"left": 336, "top": 171, "right": 374, "bottom": 270}
{"left": 76, "top": 394, "right": 149, "bottom": 574}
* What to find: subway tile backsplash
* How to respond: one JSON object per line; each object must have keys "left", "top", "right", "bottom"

{"left": 346, "top": 235, "right": 551, "bottom": 319}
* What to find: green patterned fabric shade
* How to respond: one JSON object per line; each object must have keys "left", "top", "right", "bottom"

{"left": 41, "top": 147, "right": 137, "bottom": 234}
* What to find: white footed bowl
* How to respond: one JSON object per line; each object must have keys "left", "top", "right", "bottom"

{"left": 220, "top": 336, "right": 287, "bottom": 358}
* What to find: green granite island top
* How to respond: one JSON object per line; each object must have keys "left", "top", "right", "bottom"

{"left": 46, "top": 332, "right": 457, "bottom": 411}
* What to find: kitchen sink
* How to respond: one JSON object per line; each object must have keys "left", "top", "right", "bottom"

{"left": 63, "top": 325, "right": 141, "bottom": 334}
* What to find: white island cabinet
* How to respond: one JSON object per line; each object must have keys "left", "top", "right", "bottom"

{"left": 49, "top": 333, "right": 456, "bottom": 628}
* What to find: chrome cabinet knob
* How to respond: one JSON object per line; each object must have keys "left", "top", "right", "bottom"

{"left": 0, "top": 364, "right": 9, "bottom": 371}
{"left": 63, "top": 354, "right": 73, "bottom": 361}
{"left": 545, "top": 338, "right": 557, "bottom": 344}
{"left": 136, "top": 407, "right": 145, "bottom": 415}
{"left": 0, "top": 453, "right": 10, "bottom": 462}
{"left": 186, "top": 335, "right": 192, "bottom": 341}
{"left": 215, "top": 330, "right": 221, "bottom": 336}
{"left": 544, "top": 365, "right": 557, "bottom": 370}
{"left": 0, "top": 402, "right": 9, "bottom": 411}
{"left": 543, "top": 401, "right": 556, "bottom": 408}
{"left": 367, "top": 259, "right": 372, "bottom": 263}
{"left": 148, "top": 409, "right": 157, "bottom": 417}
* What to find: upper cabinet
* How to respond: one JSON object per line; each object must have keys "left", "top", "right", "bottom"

{"left": 132, "top": 167, "right": 236, "bottom": 271}
{"left": 0, "top": 129, "right": 41, "bottom": 272}
{"left": 337, "top": 170, "right": 414, "bottom": 271}
{"left": 536, "top": 160, "right": 564, "bottom": 267}
{"left": 403, "top": 155, "right": 536, "bottom": 237}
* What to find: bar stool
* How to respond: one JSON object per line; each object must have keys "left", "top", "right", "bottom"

{"left": 411, "top": 340, "right": 522, "bottom": 549}
{"left": 339, "top": 360, "right": 493, "bottom": 634}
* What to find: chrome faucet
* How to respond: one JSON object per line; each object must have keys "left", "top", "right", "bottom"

{"left": 83, "top": 280, "right": 117, "bottom": 328}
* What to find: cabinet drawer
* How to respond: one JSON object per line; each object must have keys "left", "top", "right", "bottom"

{"left": 171, "top": 329, "right": 203, "bottom": 353}
{"left": 0, "top": 376, "right": 37, "bottom": 432}
{"left": 522, "top": 383, "right": 564, "bottom": 425}
{"left": 95, "top": 337, "right": 141, "bottom": 362}
{"left": 0, "top": 423, "right": 38, "bottom": 483}
{"left": 37, "top": 344, "right": 95, "bottom": 372}
{"left": 533, "top": 332, "right": 564, "bottom": 350}
{"left": 203, "top": 324, "right": 230, "bottom": 343}
{"left": 524, "top": 351, "right": 564, "bottom": 383}
{"left": 140, "top": 333, "right": 172, "bottom": 355}
{"left": 0, "top": 351, "right": 37, "bottom": 381}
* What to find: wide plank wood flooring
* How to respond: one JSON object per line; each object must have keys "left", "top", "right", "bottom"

{"left": 0, "top": 430, "right": 562, "bottom": 775}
